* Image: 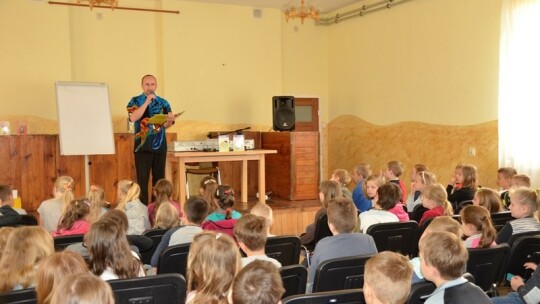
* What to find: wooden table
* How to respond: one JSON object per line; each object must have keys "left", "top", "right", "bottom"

{"left": 166, "top": 149, "right": 277, "bottom": 206}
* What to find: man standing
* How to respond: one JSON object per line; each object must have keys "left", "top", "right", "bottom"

{"left": 127, "top": 74, "right": 175, "bottom": 205}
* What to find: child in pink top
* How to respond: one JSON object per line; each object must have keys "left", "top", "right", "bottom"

{"left": 52, "top": 199, "right": 91, "bottom": 237}
{"left": 419, "top": 184, "right": 453, "bottom": 226}
{"left": 148, "top": 179, "right": 183, "bottom": 226}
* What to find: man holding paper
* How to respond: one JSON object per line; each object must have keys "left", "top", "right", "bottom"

{"left": 127, "top": 74, "right": 175, "bottom": 205}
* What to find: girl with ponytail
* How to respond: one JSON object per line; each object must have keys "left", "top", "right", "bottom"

{"left": 37, "top": 176, "right": 75, "bottom": 233}
{"left": 419, "top": 183, "right": 454, "bottom": 226}
{"left": 116, "top": 180, "right": 150, "bottom": 235}
{"left": 460, "top": 205, "right": 497, "bottom": 248}
{"left": 206, "top": 184, "right": 241, "bottom": 221}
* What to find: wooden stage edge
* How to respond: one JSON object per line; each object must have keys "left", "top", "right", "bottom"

{"left": 233, "top": 197, "right": 321, "bottom": 237}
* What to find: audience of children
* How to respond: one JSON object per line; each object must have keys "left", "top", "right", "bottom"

{"left": 419, "top": 183, "right": 454, "bottom": 226}
{"left": 49, "top": 273, "right": 115, "bottom": 304}
{"left": 207, "top": 184, "right": 241, "bottom": 221}
{"left": 383, "top": 160, "right": 407, "bottom": 203}
{"left": 37, "top": 175, "right": 75, "bottom": 233}
{"left": 498, "top": 167, "right": 517, "bottom": 208}
{"left": 330, "top": 168, "right": 353, "bottom": 198}
{"left": 200, "top": 176, "right": 219, "bottom": 213}
{"left": 446, "top": 163, "right": 477, "bottom": 212}
{"left": 250, "top": 202, "right": 274, "bottom": 236}
{"left": 52, "top": 198, "right": 91, "bottom": 237}
{"left": 0, "top": 226, "right": 54, "bottom": 292}
{"left": 36, "top": 251, "right": 88, "bottom": 304}
{"left": 419, "top": 231, "right": 491, "bottom": 303}
{"left": 473, "top": 187, "right": 504, "bottom": 213}
{"left": 491, "top": 262, "right": 540, "bottom": 304}
{"left": 364, "top": 251, "right": 413, "bottom": 304}
{"left": 351, "top": 163, "right": 372, "bottom": 212}
{"left": 496, "top": 187, "right": 540, "bottom": 244}
{"left": 153, "top": 201, "right": 180, "bottom": 229}
{"left": 300, "top": 180, "right": 341, "bottom": 246}
{"left": 186, "top": 231, "right": 241, "bottom": 304}
{"left": 234, "top": 214, "right": 281, "bottom": 268}
{"left": 360, "top": 183, "right": 400, "bottom": 233}
{"left": 230, "top": 259, "right": 285, "bottom": 304}
{"left": 147, "top": 179, "right": 183, "bottom": 227}
{"left": 86, "top": 184, "right": 109, "bottom": 224}
{"left": 116, "top": 179, "right": 150, "bottom": 235}
{"left": 406, "top": 170, "right": 436, "bottom": 212}
{"left": 0, "top": 184, "right": 21, "bottom": 226}
{"left": 460, "top": 205, "right": 497, "bottom": 248}
{"left": 308, "top": 197, "right": 378, "bottom": 289}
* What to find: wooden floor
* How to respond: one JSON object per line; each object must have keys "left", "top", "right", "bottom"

{"left": 233, "top": 198, "right": 321, "bottom": 236}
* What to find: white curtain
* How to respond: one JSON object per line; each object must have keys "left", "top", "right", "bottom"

{"left": 499, "top": 0, "right": 540, "bottom": 188}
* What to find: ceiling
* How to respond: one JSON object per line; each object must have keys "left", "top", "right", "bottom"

{"left": 183, "top": 0, "right": 365, "bottom": 14}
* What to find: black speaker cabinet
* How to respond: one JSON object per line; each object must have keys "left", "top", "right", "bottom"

{"left": 272, "top": 96, "right": 295, "bottom": 131}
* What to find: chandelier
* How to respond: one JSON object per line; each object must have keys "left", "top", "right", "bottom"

{"left": 76, "top": 0, "right": 118, "bottom": 10}
{"left": 284, "top": 0, "right": 321, "bottom": 24}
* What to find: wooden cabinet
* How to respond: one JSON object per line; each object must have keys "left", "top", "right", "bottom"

{"left": 262, "top": 131, "right": 319, "bottom": 200}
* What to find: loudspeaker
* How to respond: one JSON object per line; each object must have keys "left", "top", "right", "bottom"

{"left": 272, "top": 96, "right": 295, "bottom": 131}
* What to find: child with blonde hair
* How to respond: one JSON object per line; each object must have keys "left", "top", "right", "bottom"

{"left": 116, "top": 179, "right": 150, "bottom": 235}
{"left": 50, "top": 273, "right": 115, "bottom": 304}
{"left": 331, "top": 168, "right": 353, "bottom": 198}
{"left": 472, "top": 187, "right": 504, "bottom": 213}
{"left": 186, "top": 231, "right": 241, "bottom": 304}
{"left": 36, "top": 251, "right": 89, "bottom": 304}
{"left": 512, "top": 174, "right": 531, "bottom": 188}
{"left": 364, "top": 174, "right": 386, "bottom": 208}
{"left": 420, "top": 183, "right": 454, "bottom": 226}
{"left": 207, "top": 184, "right": 241, "bottom": 221}
{"left": 234, "top": 214, "right": 281, "bottom": 268}
{"left": 52, "top": 198, "right": 91, "bottom": 237}
{"left": 383, "top": 160, "right": 407, "bottom": 203}
{"left": 496, "top": 187, "right": 540, "bottom": 244}
{"left": 406, "top": 170, "right": 436, "bottom": 211}
{"left": 86, "top": 184, "right": 109, "bottom": 224}
{"left": 497, "top": 167, "right": 517, "bottom": 208}
{"left": 351, "top": 163, "right": 372, "bottom": 212}
{"left": 460, "top": 205, "right": 497, "bottom": 248}
{"left": 446, "top": 163, "right": 477, "bottom": 211}
{"left": 200, "top": 175, "right": 219, "bottom": 212}
{"left": 153, "top": 201, "right": 180, "bottom": 229}
{"left": 364, "top": 252, "right": 413, "bottom": 304}
{"left": 409, "top": 164, "right": 429, "bottom": 201}
{"left": 37, "top": 175, "right": 75, "bottom": 233}
{"left": 0, "top": 226, "right": 54, "bottom": 292}
{"left": 148, "top": 179, "right": 182, "bottom": 227}
{"left": 250, "top": 202, "right": 274, "bottom": 236}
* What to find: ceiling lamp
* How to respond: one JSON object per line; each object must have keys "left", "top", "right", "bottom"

{"left": 77, "top": 0, "right": 118, "bottom": 10}
{"left": 284, "top": 0, "right": 321, "bottom": 24}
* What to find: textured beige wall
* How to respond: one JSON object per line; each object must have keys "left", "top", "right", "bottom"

{"left": 326, "top": 115, "right": 499, "bottom": 189}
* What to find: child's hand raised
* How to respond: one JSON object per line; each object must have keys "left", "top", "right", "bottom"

{"left": 524, "top": 262, "right": 538, "bottom": 271}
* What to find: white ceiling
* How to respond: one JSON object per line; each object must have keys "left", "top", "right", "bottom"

{"left": 183, "top": 0, "right": 365, "bottom": 14}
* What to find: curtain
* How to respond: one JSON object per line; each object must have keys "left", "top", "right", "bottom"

{"left": 498, "top": 0, "right": 540, "bottom": 188}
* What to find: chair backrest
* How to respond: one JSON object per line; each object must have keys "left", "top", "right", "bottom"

{"left": 282, "top": 289, "right": 365, "bottom": 304}
{"left": 455, "top": 200, "right": 473, "bottom": 214}
{"left": 418, "top": 216, "right": 435, "bottom": 237}
{"left": 366, "top": 221, "right": 419, "bottom": 257}
{"left": 18, "top": 215, "right": 38, "bottom": 226}
{"left": 0, "top": 288, "right": 37, "bottom": 304}
{"left": 280, "top": 264, "right": 308, "bottom": 299}
{"left": 266, "top": 235, "right": 301, "bottom": 266}
{"left": 140, "top": 228, "right": 168, "bottom": 265}
{"left": 505, "top": 235, "right": 540, "bottom": 281}
{"left": 507, "top": 231, "right": 540, "bottom": 247}
{"left": 53, "top": 234, "right": 85, "bottom": 251}
{"left": 491, "top": 211, "right": 514, "bottom": 232}
{"left": 407, "top": 281, "right": 436, "bottom": 304}
{"left": 312, "top": 254, "right": 373, "bottom": 293}
{"left": 108, "top": 273, "right": 186, "bottom": 304}
{"left": 201, "top": 219, "right": 237, "bottom": 239}
{"left": 410, "top": 205, "right": 428, "bottom": 223}
{"left": 466, "top": 244, "right": 510, "bottom": 292}
{"left": 313, "top": 213, "right": 332, "bottom": 245}
{"left": 157, "top": 243, "right": 191, "bottom": 276}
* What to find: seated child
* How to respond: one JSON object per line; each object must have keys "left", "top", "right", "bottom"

{"left": 199, "top": 176, "right": 219, "bottom": 213}
{"left": 52, "top": 198, "right": 91, "bottom": 237}
{"left": 406, "top": 171, "right": 436, "bottom": 212}
{"left": 300, "top": 180, "right": 341, "bottom": 246}
{"left": 230, "top": 260, "right": 285, "bottom": 304}
{"left": 364, "top": 251, "right": 413, "bottom": 304}
{"left": 497, "top": 167, "right": 517, "bottom": 208}
{"left": 0, "top": 184, "right": 21, "bottom": 226}
{"left": 153, "top": 201, "right": 180, "bottom": 229}
{"left": 364, "top": 174, "right": 386, "bottom": 209}
{"left": 148, "top": 179, "right": 183, "bottom": 227}
{"left": 309, "top": 197, "right": 378, "bottom": 288}
{"left": 186, "top": 231, "right": 241, "bottom": 304}
{"left": 37, "top": 176, "right": 75, "bottom": 233}
{"left": 460, "top": 205, "right": 497, "bottom": 248}
{"left": 207, "top": 184, "right": 242, "bottom": 221}
{"left": 383, "top": 160, "right": 407, "bottom": 203}
{"left": 512, "top": 174, "right": 531, "bottom": 188}
{"left": 419, "top": 183, "right": 454, "bottom": 226}
{"left": 234, "top": 214, "right": 281, "bottom": 268}
{"left": 473, "top": 187, "right": 504, "bottom": 213}
{"left": 330, "top": 168, "right": 353, "bottom": 199}
{"left": 409, "top": 164, "right": 429, "bottom": 202}
{"left": 86, "top": 184, "right": 109, "bottom": 224}
{"left": 491, "top": 262, "right": 540, "bottom": 304}
{"left": 250, "top": 202, "right": 274, "bottom": 236}
{"left": 419, "top": 231, "right": 491, "bottom": 304}
{"left": 116, "top": 180, "right": 150, "bottom": 235}
{"left": 360, "top": 183, "right": 400, "bottom": 233}
{"left": 496, "top": 187, "right": 540, "bottom": 244}
{"left": 446, "top": 164, "right": 477, "bottom": 211}
{"left": 150, "top": 196, "right": 209, "bottom": 268}
{"left": 351, "top": 163, "right": 372, "bottom": 212}
{"left": 50, "top": 273, "right": 115, "bottom": 304}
